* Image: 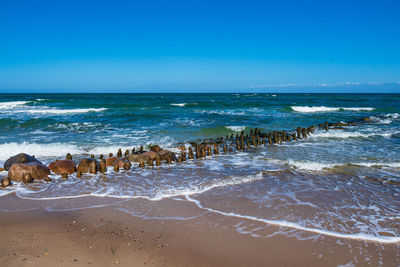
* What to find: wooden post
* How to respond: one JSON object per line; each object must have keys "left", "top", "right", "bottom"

{"left": 188, "top": 147, "right": 194, "bottom": 159}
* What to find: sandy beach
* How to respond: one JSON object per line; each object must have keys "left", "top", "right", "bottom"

{"left": 1, "top": 194, "right": 398, "bottom": 267}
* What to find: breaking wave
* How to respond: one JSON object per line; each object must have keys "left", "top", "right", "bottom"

{"left": 291, "top": 106, "right": 375, "bottom": 113}
{"left": 225, "top": 126, "right": 246, "bottom": 132}
{"left": 0, "top": 101, "right": 31, "bottom": 109}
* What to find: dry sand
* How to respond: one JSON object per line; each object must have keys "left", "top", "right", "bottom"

{"left": 0, "top": 194, "right": 398, "bottom": 266}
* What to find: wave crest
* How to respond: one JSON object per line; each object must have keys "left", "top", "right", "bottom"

{"left": 0, "top": 101, "right": 30, "bottom": 109}
{"left": 291, "top": 106, "right": 375, "bottom": 113}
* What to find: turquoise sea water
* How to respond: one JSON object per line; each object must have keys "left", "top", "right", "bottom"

{"left": 0, "top": 93, "right": 399, "bottom": 246}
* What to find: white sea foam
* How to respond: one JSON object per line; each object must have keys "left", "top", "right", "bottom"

{"left": 0, "top": 142, "right": 82, "bottom": 162}
{"left": 0, "top": 101, "right": 30, "bottom": 109}
{"left": 225, "top": 126, "right": 246, "bottom": 132}
{"left": 286, "top": 159, "right": 400, "bottom": 171}
{"left": 170, "top": 103, "right": 187, "bottom": 107}
{"left": 185, "top": 196, "right": 400, "bottom": 244}
{"left": 195, "top": 110, "right": 246, "bottom": 116}
{"left": 384, "top": 113, "right": 400, "bottom": 119}
{"left": 24, "top": 108, "right": 108, "bottom": 114}
{"left": 370, "top": 116, "right": 392, "bottom": 124}
{"left": 16, "top": 172, "right": 265, "bottom": 201}
{"left": 291, "top": 106, "right": 375, "bottom": 113}
{"left": 0, "top": 107, "right": 108, "bottom": 115}
{"left": 311, "top": 129, "right": 399, "bottom": 139}
{"left": 369, "top": 113, "right": 400, "bottom": 124}
{"left": 287, "top": 160, "right": 336, "bottom": 171}
{"left": 53, "top": 122, "right": 103, "bottom": 131}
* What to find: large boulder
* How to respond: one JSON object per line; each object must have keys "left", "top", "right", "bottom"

{"left": 157, "top": 150, "right": 177, "bottom": 162}
{"left": 106, "top": 157, "right": 118, "bottom": 167}
{"left": 129, "top": 154, "right": 150, "bottom": 163}
{"left": 77, "top": 158, "right": 99, "bottom": 174}
{"left": 150, "top": 145, "right": 163, "bottom": 153}
{"left": 48, "top": 160, "right": 76, "bottom": 175}
{"left": 3, "top": 153, "right": 41, "bottom": 171}
{"left": 8, "top": 162, "right": 50, "bottom": 182}
{"left": 142, "top": 151, "right": 157, "bottom": 161}
{"left": 113, "top": 158, "right": 132, "bottom": 170}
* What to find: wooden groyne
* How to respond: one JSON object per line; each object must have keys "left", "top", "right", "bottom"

{"left": 0, "top": 120, "right": 364, "bottom": 187}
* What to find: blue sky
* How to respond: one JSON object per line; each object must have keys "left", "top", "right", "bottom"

{"left": 0, "top": 0, "right": 399, "bottom": 92}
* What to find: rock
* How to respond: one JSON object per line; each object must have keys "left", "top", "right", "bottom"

{"left": 362, "top": 117, "right": 372, "bottom": 122}
{"left": 157, "top": 150, "right": 177, "bottom": 162}
{"left": 123, "top": 162, "right": 131, "bottom": 170}
{"left": 142, "top": 151, "right": 157, "bottom": 161}
{"left": 23, "top": 173, "right": 33, "bottom": 183}
{"left": 128, "top": 153, "right": 152, "bottom": 163}
{"left": 106, "top": 157, "right": 118, "bottom": 167}
{"left": 3, "top": 153, "right": 41, "bottom": 171}
{"left": 8, "top": 162, "right": 50, "bottom": 182}
{"left": 77, "top": 171, "right": 82, "bottom": 178}
{"left": 138, "top": 159, "right": 145, "bottom": 168}
{"left": 48, "top": 160, "right": 76, "bottom": 175}
{"left": 1, "top": 177, "right": 11, "bottom": 187}
{"left": 128, "top": 154, "right": 142, "bottom": 162}
{"left": 147, "top": 158, "right": 154, "bottom": 167}
{"left": 77, "top": 158, "right": 99, "bottom": 174}
{"left": 155, "top": 155, "right": 161, "bottom": 166}
{"left": 150, "top": 145, "right": 162, "bottom": 153}
{"left": 113, "top": 158, "right": 132, "bottom": 170}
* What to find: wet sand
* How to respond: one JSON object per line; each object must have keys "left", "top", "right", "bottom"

{"left": 0, "top": 194, "right": 399, "bottom": 266}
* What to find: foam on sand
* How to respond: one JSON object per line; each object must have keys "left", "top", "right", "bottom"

{"left": 286, "top": 159, "right": 400, "bottom": 171}
{"left": 185, "top": 196, "right": 400, "bottom": 244}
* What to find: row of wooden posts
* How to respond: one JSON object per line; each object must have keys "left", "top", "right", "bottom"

{"left": 68, "top": 121, "right": 331, "bottom": 177}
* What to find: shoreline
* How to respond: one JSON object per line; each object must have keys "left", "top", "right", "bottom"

{"left": 1, "top": 194, "right": 399, "bottom": 266}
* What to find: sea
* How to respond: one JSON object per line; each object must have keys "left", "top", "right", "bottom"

{"left": 0, "top": 93, "right": 399, "bottom": 247}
